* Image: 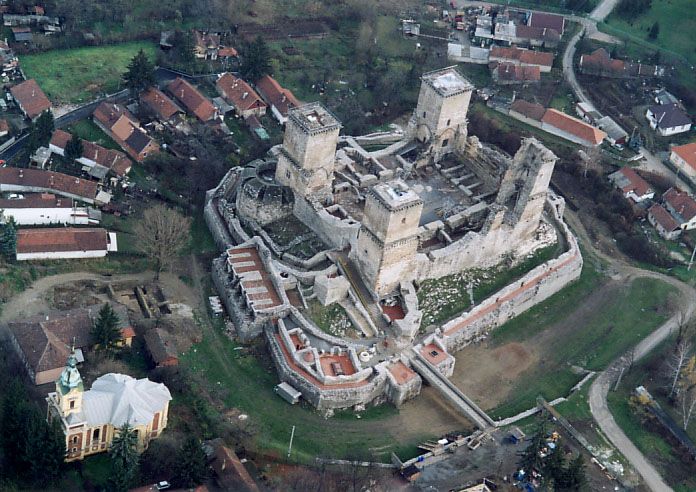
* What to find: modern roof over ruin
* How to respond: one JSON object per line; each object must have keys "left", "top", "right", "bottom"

{"left": 421, "top": 66, "right": 474, "bottom": 97}
{"left": 288, "top": 102, "right": 341, "bottom": 134}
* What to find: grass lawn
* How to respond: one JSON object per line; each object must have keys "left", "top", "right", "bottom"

{"left": 181, "top": 316, "right": 428, "bottom": 463}
{"left": 304, "top": 299, "right": 355, "bottom": 337}
{"left": 187, "top": 212, "right": 218, "bottom": 255}
{"left": 603, "top": 0, "right": 696, "bottom": 66}
{"left": 66, "top": 119, "right": 120, "bottom": 150}
{"left": 76, "top": 453, "right": 112, "bottom": 490}
{"left": 21, "top": 41, "right": 157, "bottom": 104}
{"left": 486, "top": 255, "right": 676, "bottom": 418}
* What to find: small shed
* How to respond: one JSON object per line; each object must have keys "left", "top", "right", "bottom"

{"left": 275, "top": 382, "right": 301, "bottom": 404}
{"left": 509, "top": 426, "right": 526, "bottom": 444}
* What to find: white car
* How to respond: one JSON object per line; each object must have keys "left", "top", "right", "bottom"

{"left": 156, "top": 482, "right": 171, "bottom": 491}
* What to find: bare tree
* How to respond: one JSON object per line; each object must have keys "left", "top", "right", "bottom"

{"left": 133, "top": 204, "right": 191, "bottom": 279}
{"left": 667, "top": 340, "right": 691, "bottom": 398}
{"left": 679, "top": 385, "right": 696, "bottom": 429}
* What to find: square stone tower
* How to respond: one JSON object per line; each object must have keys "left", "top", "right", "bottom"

{"left": 411, "top": 67, "right": 474, "bottom": 163}
{"left": 275, "top": 102, "right": 341, "bottom": 201}
{"left": 353, "top": 180, "right": 423, "bottom": 297}
{"left": 491, "top": 138, "right": 557, "bottom": 240}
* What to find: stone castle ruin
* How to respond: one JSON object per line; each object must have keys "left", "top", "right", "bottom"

{"left": 205, "top": 67, "right": 582, "bottom": 414}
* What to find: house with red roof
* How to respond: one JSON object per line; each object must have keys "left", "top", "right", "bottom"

{"left": 93, "top": 102, "right": 159, "bottom": 162}
{"left": 10, "top": 79, "right": 51, "bottom": 120}
{"left": 527, "top": 11, "right": 565, "bottom": 35}
{"left": 541, "top": 108, "right": 606, "bottom": 147}
{"left": 167, "top": 77, "right": 218, "bottom": 122}
{"left": 579, "top": 48, "right": 663, "bottom": 79}
{"left": 663, "top": 187, "right": 696, "bottom": 230}
{"left": 648, "top": 204, "right": 681, "bottom": 240}
{"left": 140, "top": 87, "right": 182, "bottom": 122}
{"left": 0, "top": 167, "right": 103, "bottom": 204}
{"left": 15, "top": 227, "right": 117, "bottom": 261}
{"left": 255, "top": 75, "right": 301, "bottom": 124}
{"left": 670, "top": 142, "right": 696, "bottom": 182}
{"left": 608, "top": 167, "right": 654, "bottom": 203}
{"left": 491, "top": 62, "right": 540, "bottom": 85}
{"left": 50, "top": 129, "right": 132, "bottom": 177}
{"left": 489, "top": 45, "right": 553, "bottom": 72}
{"left": 216, "top": 73, "right": 266, "bottom": 119}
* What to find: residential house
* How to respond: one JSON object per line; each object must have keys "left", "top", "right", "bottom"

{"left": 541, "top": 108, "right": 606, "bottom": 146}
{"left": 655, "top": 88, "right": 680, "bottom": 107}
{"left": 218, "top": 46, "right": 238, "bottom": 59}
{"left": 10, "top": 79, "right": 51, "bottom": 120}
{"left": 648, "top": 204, "right": 681, "bottom": 240}
{"left": 491, "top": 62, "right": 540, "bottom": 84}
{"left": 527, "top": 11, "right": 565, "bottom": 35}
{"left": 0, "top": 193, "right": 97, "bottom": 226}
{"left": 579, "top": 48, "right": 664, "bottom": 78}
{"left": 0, "top": 40, "right": 18, "bottom": 71}
{"left": 645, "top": 104, "right": 691, "bottom": 136}
{"left": 140, "top": 87, "right": 183, "bottom": 122}
{"left": 216, "top": 73, "right": 266, "bottom": 119}
{"left": 575, "top": 102, "right": 602, "bottom": 124}
{"left": 167, "top": 77, "right": 217, "bottom": 122}
{"left": 46, "top": 358, "right": 170, "bottom": 461}
{"left": 15, "top": 227, "right": 117, "bottom": 261}
{"left": 509, "top": 99, "right": 546, "bottom": 126}
{"left": 608, "top": 167, "right": 654, "bottom": 203}
{"left": 489, "top": 45, "right": 553, "bottom": 72}
{"left": 8, "top": 304, "right": 134, "bottom": 384}
{"left": 193, "top": 30, "right": 220, "bottom": 60}
{"left": 0, "top": 119, "right": 9, "bottom": 137}
{"left": 511, "top": 24, "right": 560, "bottom": 48}
{"left": 93, "top": 102, "right": 159, "bottom": 161}
{"left": 255, "top": 75, "right": 301, "bottom": 124}
{"left": 0, "top": 167, "right": 103, "bottom": 204}
{"left": 50, "top": 129, "right": 132, "bottom": 177}
{"left": 144, "top": 328, "right": 179, "bottom": 367}
{"left": 209, "top": 438, "right": 259, "bottom": 492}
{"left": 11, "top": 26, "right": 32, "bottom": 42}
{"left": 597, "top": 116, "right": 628, "bottom": 146}
{"left": 663, "top": 187, "right": 696, "bottom": 230}
{"left": 669, "top": 142, "right": 696, "bottom": 182}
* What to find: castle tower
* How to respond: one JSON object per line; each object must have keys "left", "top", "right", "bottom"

{"left": 55, "top": 350, "right": 84, "bottom": 417}
{"left": 411, "top": 67, "right": 474, "bottom": 163}
{"left": 493, "top": 138, "right": 557, "bottom": 240}
{"left": 275, "top": 102, "right": 341, "bottom": 201}
{"left": 353, "top": 180, "right": 423, "bottom": 296}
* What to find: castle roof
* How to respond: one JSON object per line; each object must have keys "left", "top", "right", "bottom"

{"left": 422, "top": 66, "right": 474, "bottom": 97}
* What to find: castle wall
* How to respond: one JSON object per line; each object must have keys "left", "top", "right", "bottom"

{"left": 293, "top": 196, "right": 360, "bottom": 250}
{"left": 436, "top": 199, "right": 582, "bottom": 353}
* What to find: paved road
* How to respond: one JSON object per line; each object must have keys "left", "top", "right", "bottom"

{"left": 565, "top": 209, "right": 693, "bottom": 492}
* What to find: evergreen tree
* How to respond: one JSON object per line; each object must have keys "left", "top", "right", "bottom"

{"left": 123, "top": 49, "right": 156, "bottom": 96}
{"left": 22, "top": 407, "right": 64, "bottom": 487}
{"left": 27, "top": 110, "right": 55, "bottom": 154}
{"left": 240, "top": 36, "right": 271, "bottom": 82}
{"left": 0, "top": 217, "right": 17, "bottom": 260}
{"left": 175, "top": 436, "right": 208, "bottom": 487}
{"left": 91, "top": 303, "right": 121, "bottom": 353}
{"left": 172, "top": 30, "right": 195, "bottom": 68}
{"left": 108, "top": 422, "right": 139, "bottom": 492}
{"left": 648, "top": 21, "right": 660, "bottom": 40}
{"left": 519, "top": 418, "right": 547, "bottom": 474}
{"left": 64, "top": 134, "right": 84, "bottom": 161}
{"left": 561, "top": 454, "right": 587, "bottom": 490}
{"left": 542, "top": 447, "right": 565, "bottom": 488}
{"left": 0, "top": 380, "right": 27, "bottom": 474}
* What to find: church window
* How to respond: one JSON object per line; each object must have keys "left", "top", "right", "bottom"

{"left": 69, "top": 400, "right": 75, "bottom": 409}
{"left": 93, "top": 428, "right": 100, "bottom": 440}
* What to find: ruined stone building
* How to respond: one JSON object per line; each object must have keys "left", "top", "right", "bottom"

{"left": 205, "top": 66, "right": 582, "bottom": 414}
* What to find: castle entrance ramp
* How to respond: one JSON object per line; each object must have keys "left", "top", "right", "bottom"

{"left": 334, "top": 254, "right": 390, "bottom": 333}
{"left": 409, "top": 350, "right": 495, "bottom": 430}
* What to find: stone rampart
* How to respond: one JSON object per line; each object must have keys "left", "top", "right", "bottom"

{"left": 293, "top": 196, "right": 360, "bottom": 250}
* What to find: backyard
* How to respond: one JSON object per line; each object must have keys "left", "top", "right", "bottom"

{"left": 20, "top": 41, "right": 158, "bottom": 104}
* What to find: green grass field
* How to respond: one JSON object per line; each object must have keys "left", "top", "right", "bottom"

{"left": 21, "top": 41, "right": 157, "bottom": 104}
{"left": 603, "top": 0, "right": 696, "bottom": 65}
{"left": 66, "top": 119, "right": 120, "bottom": 150}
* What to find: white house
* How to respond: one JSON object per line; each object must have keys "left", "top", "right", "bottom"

{"left": 16, "top": 227, "right": 117, "bottom": 261}
{"left": 0, "top": 193, "right": 98, "bottom": 225}
{"left": 645, "top": 104, "right": 691, "bottom": 136}
{"left": 608, "top": 167, "right": 654, "bottom": 203}
{"left": 663, "top": 188, "right": 696, "bottom": 231}
{"left": 669, "top": 142, "right": 696, "bottom": 182}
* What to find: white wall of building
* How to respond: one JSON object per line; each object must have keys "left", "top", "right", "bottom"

{"left": 2, "top": 207, "right": 91, "bottom": 225}
{"left": 16, "top": 249, "right": 108, "bottom": 261}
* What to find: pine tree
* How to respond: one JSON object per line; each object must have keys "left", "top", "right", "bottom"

{"left": 108, "top": 422, "right": 139, "bottom": 492}
{"left": 175, "top": 436, "right": 208, "bottom": 487}
{"left": 519, "top": 418, "right": 547, "bottom": 474}
{"left": 648, "top": 21, "right": 660, "bottom": 40}
{"left": 64, "top": 134, "right": 84, "bottom": 161}
{"left": 0, "top": 380, "right": 28, "bottom": 474}
{"left": 0, "top": 217, "right": 17, "bottom": 260}
{"left": 123, "top": 49, "right": 155, "bottom": 96}
{"left": 27, "top": 111, "right": 54, "bottom": 153}
{"left": 22, "top": 407, "right": 64, "bottom": 487}
{"left": 240, "top": 36, "right": 271, "bottom": 82}
{"left": 91, "top": 303, "right": 121, "bottom": 353}
{"left": 561, "top": 454, "right": 587, "bottom": 490}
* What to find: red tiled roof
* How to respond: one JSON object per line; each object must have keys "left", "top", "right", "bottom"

{"left": 528, "top": 12, "right": 565, "bottom": 33}
{"left": 50, "top": 129, "right": 71, "bottom": 149}
{"left": 616, "top": 167, "right": 652, "bottom": 197}
{"left": 388, "top": 361, "right": 417, "bottom": 385}
{"left": 17, "top": 227, "right": 108, "bottom": 254}
{"left": 218, "top": 46, "right": 238, "bottom": 57}
{"left": 216, "top": 73, "right": 266, "bottom": 113}
{"left": 672, "top": 142, "right": 696, "bottom": 171}
{"left": 210, "top": 439, "right": 259, "bottom": 492}
{"left": 10, "top": 79, "right": 51, "bottom": 119}
{"left": 93, "top": 101, "right": 137, "bottom": 130}
{"left": 649, "top": 204, "right": 680, "bottom": 232}
{"left": 167, "top": 77, "right": 217, "bottom": 121}
{"left": 489, "top": 45, "right": 553, "bottom": 68}
{"left": 510, "top": 99, "right": 546, "bottom": 121}
{"left": 494, "top": 63, "right": 540, "bottom": 82}
{"left": 140, "top": 87, "right": 182, "bottom": 121}
{"left": 515, "top": 25, "right": 560, "bottom": 42}
{"left": 255, "top": 75, "right": 300, "bottom": 117}
{"left": 50, "top": 130, "right": 132, "bottom": 176}
{"left": 0, "top": 167, "right": 98, "bottom": 200}
{"left": 664, "top": 187, "right": 696, "bottom": 222}
{"left": 421, "top": 344, "right": 448, "bottom": 365}
{"left": 0, "top": 192, "right": 68, "bottom": 209}
{"left": 542, "top": 108, "right": 606, "bottom": 145}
